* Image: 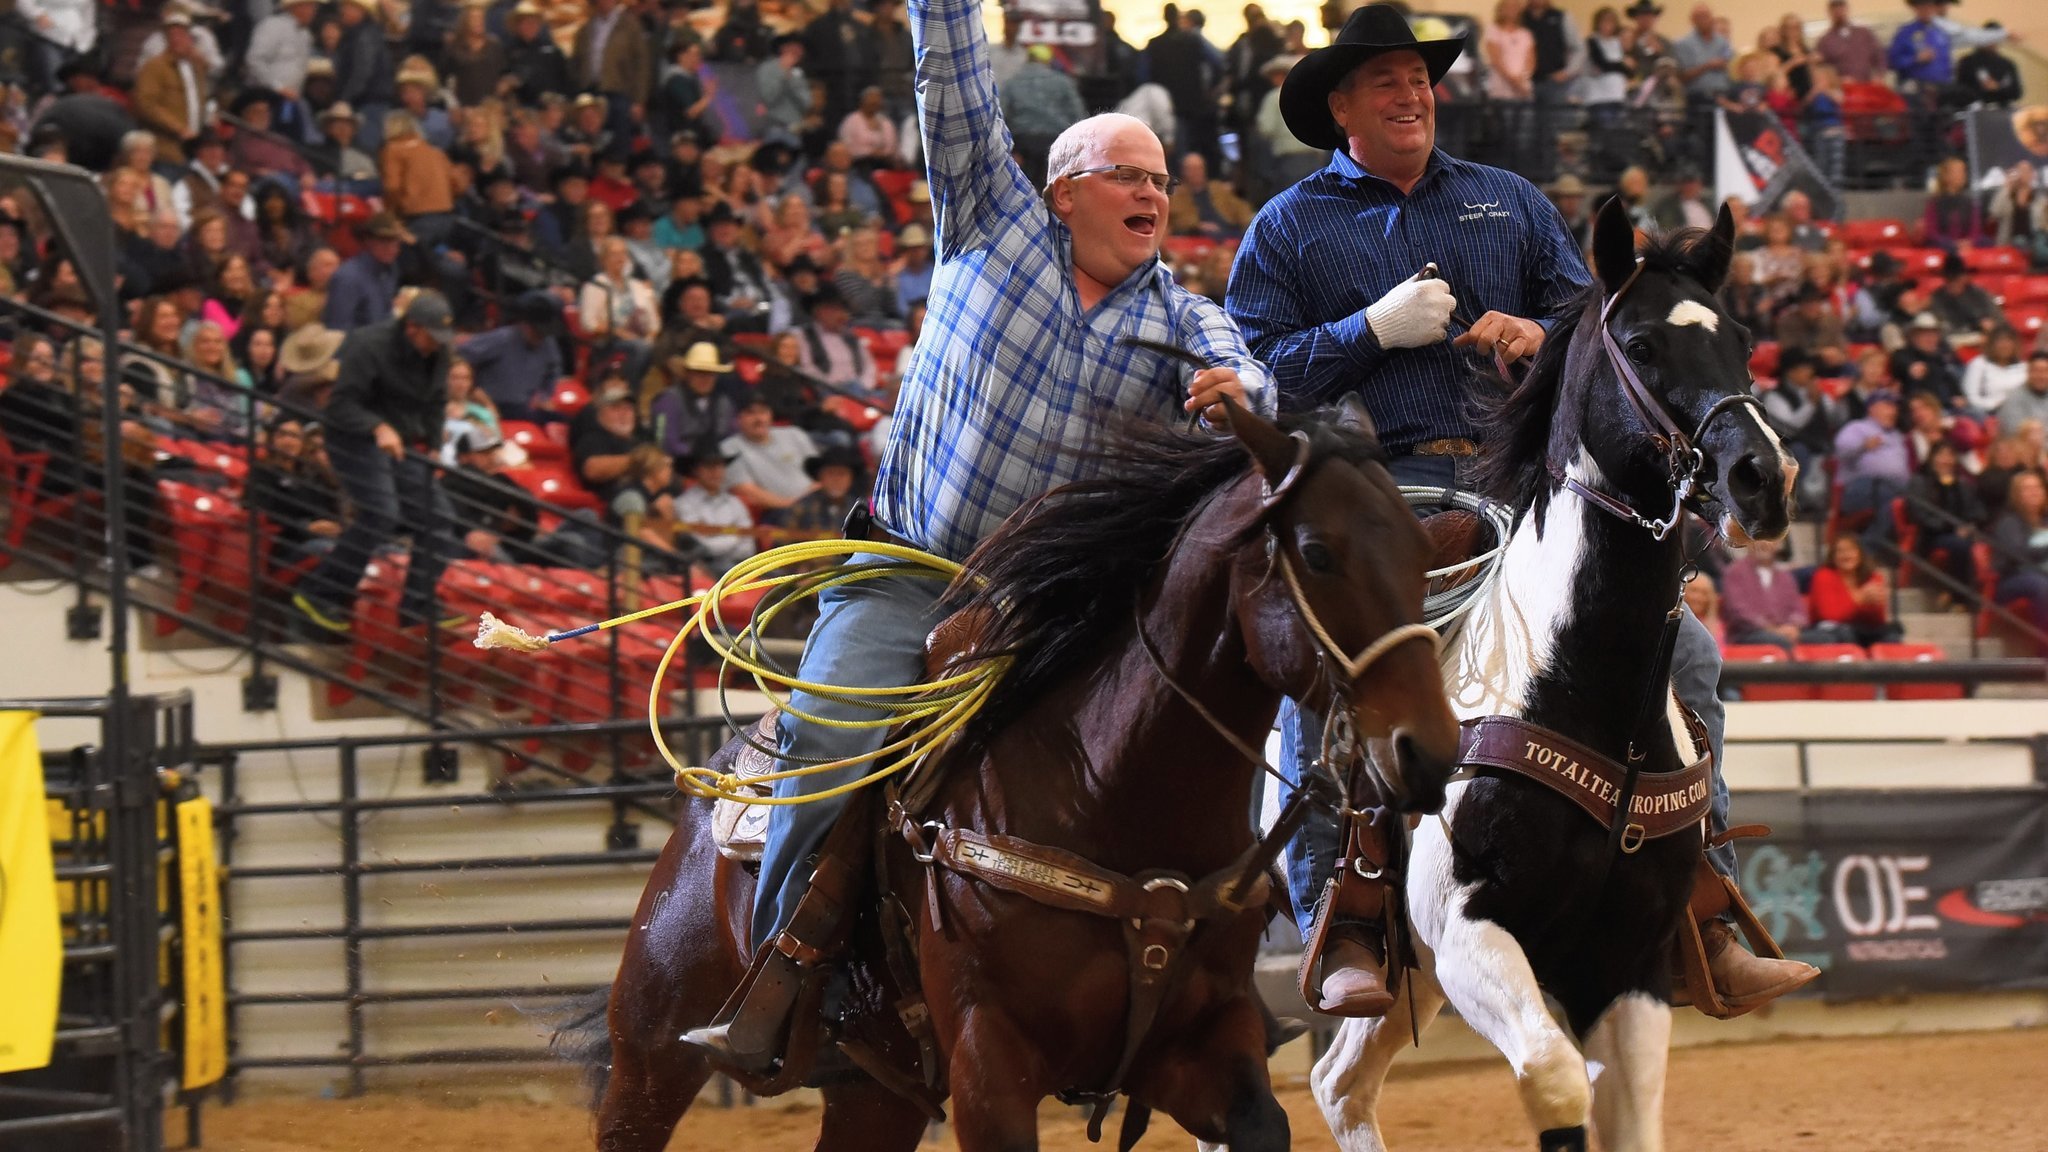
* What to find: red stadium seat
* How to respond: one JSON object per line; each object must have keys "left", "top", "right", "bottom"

{"left": 504, "top": 462, "right": 604, "bottom": 513}
{"left": 1721, "top": 644, "right": 1813, "bottom": 701}
{"left": 1961, "top": 246, "right": 2026, "bottom": 273}
{"left": 2007, "top": 306, "right": 2048, "bottom": 337}
{"left": 1748, "top": 341, "right": 1780, "bottom": 378}
{"left": 1839, "top": 218, "right": 1907, "bottom": 249}
{"left": 550, "top": 378, "right": 591, "bottom": 416}
{"left": 1162, "top": 235, "right": 1218, "bottom": 266}
{"left": 1792, "top": 643, "right": 1877, "bottom": 700}
{"left": 1868, "top": 643, "right": 1964, "bottom": 699}
{"left": 2008, "top": 276, "right": 2048, "bottom": 306}
{"left": 502, "top": 419, "right": 568, "bottom": 463}
{"left": 0, "top": 433, "right": 79, "bottom": 573}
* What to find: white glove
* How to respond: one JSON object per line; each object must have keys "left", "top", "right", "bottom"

{"left": 1365, "top": 272, "right": 1458, "bottom": 350}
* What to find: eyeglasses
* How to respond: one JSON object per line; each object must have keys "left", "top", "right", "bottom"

{"left": 1066, "top": 164, "right": 1181, "bottom": 196}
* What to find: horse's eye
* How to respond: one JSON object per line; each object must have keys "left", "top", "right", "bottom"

{"left": 1626, "top": 340, "right": 1653, "bottom": 366}
{"left": 1299, "top": 541, "right": 1336, "bottom": 574}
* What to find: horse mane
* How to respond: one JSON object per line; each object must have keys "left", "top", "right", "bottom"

{"left": 944, "top": 411, "right": 1387, "bottom": 743}
{"left": 1466, "top": 225, "right": 1731, "bottom": 512}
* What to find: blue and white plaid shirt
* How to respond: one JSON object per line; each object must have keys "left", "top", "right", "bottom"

{"left": 1226, "top": 149, "right": 1590, "bottom": 455}
{"left": 871, "top": 0, "right": 1274, "bottom": 562}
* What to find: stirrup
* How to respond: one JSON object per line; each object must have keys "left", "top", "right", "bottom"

{"left": 690, "top": 943, "right": 808, "bottom": 1075}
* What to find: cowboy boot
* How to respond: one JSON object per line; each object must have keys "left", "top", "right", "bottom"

{"left": 1687, "top": 852, "right": 1820, "bottom": 1012}
{"left": 1702, "top": 920, "right": 1820, "bottom": 1009}
{"left": 1299, "top": 808, "right": 1399, "bottom": 1017}
{"left": 681, "top": 944, "right": 805, "bottom": 1075}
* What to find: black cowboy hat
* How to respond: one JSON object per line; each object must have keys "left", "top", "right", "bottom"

{"left": 1624, "top": 0, "right": 1663, "bottom": 15}
{"left": 1280, "top": 4, "right": 1466, "bottom": 152}
{"left": 230, "top": 87, "right": 281, "bottom": 116}
{"left": 803, "top": 285, "right": 850, "bottom": 313}
{"left": 804, "top": 445, "right": 866, "bottom": 481}
{"left": 703, "top": 201, "right": 740, "bottom": 227}
{"left": 680, "top": 437, "right": 736, "bottom": 472}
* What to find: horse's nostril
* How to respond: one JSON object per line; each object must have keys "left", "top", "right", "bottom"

{"left": 1729, "top": 453, "right": 1768, "bottom": 500}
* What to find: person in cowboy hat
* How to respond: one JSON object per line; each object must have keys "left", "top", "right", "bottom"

{"left": 647, "top": 341, "right": 739, "bottom": 458}
{"left": 1227, "top": 2, "right": 1815, "bottom": 1018}
{"left": 683, "top": 0, "right": 1271, "bottom": 1073}
{"left": 673, "top": 436, "right": 755, "bottom": 573}
{"left": 786, "top": 444, "right": 868, "bottom": 538}
{"left": 393, "top": 55, "right": 455, "bottom": 151}
{"left": 323, "top": 211, "right": 410, "bottom": 329}
{"left": 1623, "top": 0, "right": 1670, "bottom": 79}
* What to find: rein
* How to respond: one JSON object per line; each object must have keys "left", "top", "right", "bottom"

{"left": 1561, "top": 259, "right": 1767, "bottom": 542}
{"left": 1541, "top": 259, "right": 1758, "bottom": 879}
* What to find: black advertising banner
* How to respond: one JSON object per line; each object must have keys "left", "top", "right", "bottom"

{"left": 1004, "top": 0, "right": 1105, "bottom": 77}
{"left": 1733, "top": 790, "right": 2048, "bottom": 999}
{"left": 1714, "top": 108, "right": 1843, "bottom": 222}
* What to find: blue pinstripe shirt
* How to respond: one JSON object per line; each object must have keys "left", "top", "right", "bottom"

{"left": 1225, "top": 149, "right": 1591, "bottom": 455}
{"left": 871, "top": 0, "right": 1275, "bottom": 562}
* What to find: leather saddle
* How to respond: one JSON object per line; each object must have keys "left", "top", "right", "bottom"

{"left": 711, "top": 604, "right": 999, "bottom": 862}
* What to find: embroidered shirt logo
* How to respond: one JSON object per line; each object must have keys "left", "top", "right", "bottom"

{"left": 1458, "top": 200, "right": 1511, "bottom": 223}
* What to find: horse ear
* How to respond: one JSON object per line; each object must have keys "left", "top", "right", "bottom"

{"left": 1333, "top": 393, "right": 1378, "bottom": 443}
{"left": 1591, "top": 196, "right": 1637, "bottom": 298}
{"left": 1693, "top": 201, "right": 1737, "bottom": 295}
{"left": 1222, "top": 400, "right": 1306, "bottom": 504}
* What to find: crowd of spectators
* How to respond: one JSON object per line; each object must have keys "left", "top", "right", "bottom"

{"left": 0, "top": 0, "right": 2038, "bottom": 648}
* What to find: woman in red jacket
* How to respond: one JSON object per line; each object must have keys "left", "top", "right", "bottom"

{"left": 1808, "top": 534, "right": 1904, "bottom": 646}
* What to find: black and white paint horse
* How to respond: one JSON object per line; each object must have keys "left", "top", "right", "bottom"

{"left": 1306, "top": 201, "right": 1796, "bottom": 1152}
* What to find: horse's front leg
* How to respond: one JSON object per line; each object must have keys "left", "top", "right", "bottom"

{"left": 1309, "top": 965, "right": 1448, "bottom": 1152}
{"left": 947, "top": 1005, "right": 1049, "bottom": 1152}
{"left": 1145, "top": 994, "right": 1288, "bottom": 1152}
{"left": 1583, "top": 991, "right": 1672, "bottom": 1152}
{"left": 1435, "top": 905, "right": 1591, "bottom": 1151}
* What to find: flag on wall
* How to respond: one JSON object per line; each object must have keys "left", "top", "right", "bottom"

{"left": 0, "top": 711, "right": 60, "bottom": 1074}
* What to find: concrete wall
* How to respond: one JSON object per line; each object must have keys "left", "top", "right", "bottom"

{"left": 4, "top": 582, "right": 2042, "bottom": 1092}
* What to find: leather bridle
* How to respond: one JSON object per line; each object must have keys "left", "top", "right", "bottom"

{"left": 1563, "top": 259, "right": 1767, "bottom": 540}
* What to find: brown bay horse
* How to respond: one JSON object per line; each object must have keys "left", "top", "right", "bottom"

{"left": 566, "top": 402, "right": 1462, "bottom": 1151}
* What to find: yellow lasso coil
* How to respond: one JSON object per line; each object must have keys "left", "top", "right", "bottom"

{"left": 475, "top": 539, "right": 1009, "bottom": 807}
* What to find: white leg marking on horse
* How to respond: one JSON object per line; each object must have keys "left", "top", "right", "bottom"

{"left": 1310, "top": 970, "right": 1448, "bottom": 1152}
{"left": 1585, "top": 992, "right": 1672, "bottom": 1152}
{"left": 1664, "top": 300, "right": 1720, "bottom": 331}
{"left": 1434, "top": 909, "right": 1590, "bottom": 1135}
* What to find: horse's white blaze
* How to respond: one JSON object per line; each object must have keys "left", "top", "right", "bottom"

{"left": 1585, "top": 992, "right": 1672, "bottom": 1152}
{"left": 1664, "top": 300, "right": 1720, "bottom": 331}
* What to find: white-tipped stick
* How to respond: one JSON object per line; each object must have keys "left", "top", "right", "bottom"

{"left": 473, "top": 611, "right": 553, "bottom": 653}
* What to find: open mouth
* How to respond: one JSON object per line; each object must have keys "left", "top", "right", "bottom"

{"left": 1388, "top": 114, "right": 1423, "bottom": 127}
{"left": 1124, "top": 213, "right": 1157, "bottom": 238}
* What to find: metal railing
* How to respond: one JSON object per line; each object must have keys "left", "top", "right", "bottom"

{"left": 0, "top": 292, "right": 761, "bottom": 787}
{"left": 195, "top": 716, "right": 742, "bottom": 1096}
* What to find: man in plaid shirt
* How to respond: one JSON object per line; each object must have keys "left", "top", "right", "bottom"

{"left": 686, "top": 0, "right": 1273, "bottom": 1072}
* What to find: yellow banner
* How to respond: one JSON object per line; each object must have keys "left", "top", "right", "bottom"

{"left": 0, "top": 711, "right": 60, "bottom": 1074}
{"left": 175, "top": 797, "right": 227, "bottom": 1090}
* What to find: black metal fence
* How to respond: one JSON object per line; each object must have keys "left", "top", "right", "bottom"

{"left": 196, "top": 715, "right": 738, "bottom": 1098}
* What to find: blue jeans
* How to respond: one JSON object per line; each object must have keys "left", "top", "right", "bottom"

{"left": 301, "top": 434, "right": 457, "bottom": 625}
{"left": 751, "top": 555, "right": 947, "bottom": 951}
{"left": 1275, "top": 452, "right": 1734, "bottom": 939}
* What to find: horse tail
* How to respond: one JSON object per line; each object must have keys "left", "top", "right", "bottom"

{"left": 544, "top": 986, "right": 616, "bottom": 1109}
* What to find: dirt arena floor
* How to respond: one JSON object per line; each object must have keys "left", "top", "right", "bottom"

{"left": 198, "top": 1028, "right": 2048, "bottom": 1151}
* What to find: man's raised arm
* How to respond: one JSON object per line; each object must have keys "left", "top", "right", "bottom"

{"left": 909, "top": 0, "right": 1036, "bottom": 260}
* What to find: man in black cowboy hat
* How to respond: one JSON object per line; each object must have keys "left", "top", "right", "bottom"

{"left": 1624, "top": 0, "right": 1670, "bottom": 79}
{"left": 324, "top": 211, "right": 409, "bottom": 328}
{"left": 787, "top": 444, "right": 867, "bottom": 538}
{"left": 1227, "top": 2, "right": 1813, "bottom": 1020}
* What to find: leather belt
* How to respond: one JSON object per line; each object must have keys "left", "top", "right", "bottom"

{"left": 1409, "top": 438, "right": 1478, "bottom": 458}
{"left": 1456, "top": 715, "right": 1711, "bottom": 849}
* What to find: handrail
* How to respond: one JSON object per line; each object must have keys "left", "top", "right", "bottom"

{"left": 0, "top": 293, "right": 696, "bottom": 568}
{"left": 1890, "top": 491, "right": 2048, "bottom": 651}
